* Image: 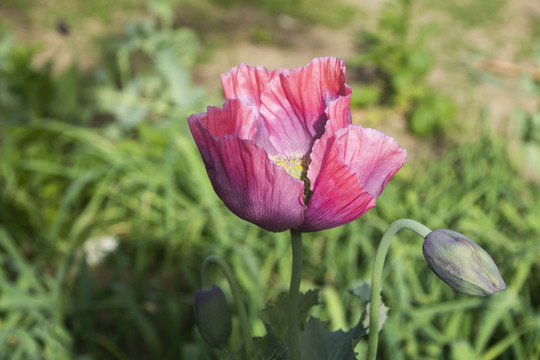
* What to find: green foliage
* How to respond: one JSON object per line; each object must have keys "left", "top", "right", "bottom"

{"left": 513, "top": 42, "right": 540, "bottom": 180}
{"left": 0, "top": 229, "right": 72, "bottom": 359}
{"left": 408, "top": 91, "right": 456, "bottom": 136}
{"left": 0, "top": 1, "right": 539, "bottom": 359}
{"left": 365, "top": 134, "right": 540, "bottom": 360}
{"left": 0, "top": 120, "right": 229, "bottom": 359}
{"left": 298, "top": 317, "right": 363, "bottom": 360}
{"left": 349, "top": 283, "right": 389, "bottom": 333}
{"left": 350, "top": 0, "right": 455, "bottom": 136}
{"left": 248, "top": 290, "right": 367, "bottom": 360}
{"left": 350, "top": 85, "right": 382, "bottom": 108}
{"left": 96, "top": 14, "right": 204, "bottom": 132}
{"left": 0, "top": 6, "right": 226, "bottom": 358}
{"left": 0, "top": 26, "right": 88, "bottom": 124}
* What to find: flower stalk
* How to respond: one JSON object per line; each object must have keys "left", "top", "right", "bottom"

{"left": 367, "top": 219, "right": 431, "bottom": 360}
{"left": 200, "top": 255, "right": 253, "bottom": 357}
{"left": 288, "top": 229, "right": 303, "bottom": 360}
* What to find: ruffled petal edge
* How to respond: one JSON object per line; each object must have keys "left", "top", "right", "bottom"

{"left": 259, "top": 57, "right": 351, "bottom": 156}
{"left": 299, "top": 126, "right": 406, "bottom": 232}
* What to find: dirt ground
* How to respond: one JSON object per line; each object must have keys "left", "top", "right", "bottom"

{"left": 2, "top": 0, "right": 540, "bottom": 160}
{"left": 189, "top": 0, "right": 540, "bottom": 162}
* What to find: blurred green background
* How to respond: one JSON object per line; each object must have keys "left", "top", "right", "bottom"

{"left": 1, "top": 0, "right": 540, "bottom": 359}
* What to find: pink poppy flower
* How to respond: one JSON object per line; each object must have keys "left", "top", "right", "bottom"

{"left": 188, "top": 57, "right": 406, "bottom": 232}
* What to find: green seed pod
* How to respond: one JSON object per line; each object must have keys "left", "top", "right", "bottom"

{"left": 423, "top": 229, "right": 506, "bottom": 296}
{"left": 194, "top": 285, "right": 232, "bottom": 348}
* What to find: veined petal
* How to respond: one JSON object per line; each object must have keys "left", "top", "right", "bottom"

{"left": 260, "top": 57, "right": 351, "bottom": 156}
{"left": 221, "top": 63, "right": 286, "bottom": 107}
{"left": 324, "top": 94, "right": 353, "bottom": 133}
{"left": 339, "top": 127, "right": 407, "bottom": 198}
{"left": 188, "top": 57, "right": 407, "bottom": 233}
{"left": 307, "top": 95, "right": 352, "bottom": 190}
{"left": 188, "top": 121, "right": 306, "bottom": 232}
{"left": 299, "top": 136, "right": 374, "bottom": 232}
{"left": 188, "top": 99, "right": 257, "bottom": 141}
{"left": 299, "top": 126, "right": 406, "bottom": 232}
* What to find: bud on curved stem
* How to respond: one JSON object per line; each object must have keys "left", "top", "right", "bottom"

{"left": 366, "top": 220, "right": 505, "bottom": 360}
{"left": 422, "top": 229, "right": 506, "bottom": 296}
{"left": 195, "top": 255, "right": 253, "bottom": 357}
{"left": 367, "top": 219, "right": 431, "bottom": 360}
{"left": 194, "top": 285, "right": 232, "bottom": 349}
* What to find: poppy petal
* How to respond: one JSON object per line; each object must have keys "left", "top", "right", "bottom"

{"left": 188, "top": 119, "right": 306, "bottom": 232}
{"left": 259, "top": 57, "right": 351, "bottom": 156}
{"left": 221, "top": 63, "right": 286, "bottom": 107}
{"left": 299, "top": 126, "right": 406, "bottom": 231}
{"left": 189, "top": 99, "right": 258, "bottom": 141}
{"left": 340, "top": 127, "right": 407, "bottom": 198}
{"left": 306, "top": 95, "right": 352, "bottom": 189}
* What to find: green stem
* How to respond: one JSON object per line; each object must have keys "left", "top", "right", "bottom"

{"left": 201, "top": 255, "right": 253, "bottom": 358}
{"left": 366, "top": 219, "right": 431, "bottom": 360}
{"left": 288, "top": 229, "right": 303, "bottom": 360}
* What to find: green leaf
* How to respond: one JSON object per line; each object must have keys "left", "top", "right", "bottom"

{"left": 259, "top": 290, "right": 320, "bottom": 339}
{"left": 253, "top": 290, "right": 321, "bottom": 359}
{"left": 299, "top": 317, "right": 365, "bottom": 360}
{"left": 349, "top": 282, "right": 371, "bottom": 302}
{"left": 252, "top": 325, "right": 286, "bottom": 360}
{"left": 349, "top": 282, "right": 389, "bottom": 333}
{"left": 361, "top": 301, "right": 389, "bottom": 333}
{"left": 451, "top": 340, "right": 477, "bottom": 360}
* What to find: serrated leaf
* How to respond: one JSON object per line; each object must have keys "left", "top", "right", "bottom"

{"left": 297, "top": 290, "right": 321, "bottom": 327}
{"left": 299, "top": 317, "right": 365, "bottom": 360}
{"left": 259, "top": 290, "right": 320, "bottom": 339}
{"left": 361, "top": 301, "right": 389, "bottom": 333}
{"left": 349, "top": 282, "right": 389, "bottom": 333}
{"left": 254, "top": 289, "right": 373, "bottom": 359}
{"left": 259, "top": 293, "right": 289, "bottom": 339}
{"left": 252, "top": 324, "right": 286, "bottom": 360}
{"left": 348, "top": 282, "right": 371, "bottom": 302}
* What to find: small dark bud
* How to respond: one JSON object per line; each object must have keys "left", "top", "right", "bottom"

{"left": 423, "top": 229, "right": 506, "bottom": 296}
{"left": 194, "top": 285, "right": 232, "bottom": 348}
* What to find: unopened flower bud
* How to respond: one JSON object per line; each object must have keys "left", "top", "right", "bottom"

{"left": 194, "top": 285, "right": 232, "bottom": 348}
{"left": 422, "top": 229, "right": 506, "bottom": 296}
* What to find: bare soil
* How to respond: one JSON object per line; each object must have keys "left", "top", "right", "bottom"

{"left": 186, "top": 0, "right": 540, "bottom": 163}
{"left": 2, "top": 0, "right": 540, "bottom": 163}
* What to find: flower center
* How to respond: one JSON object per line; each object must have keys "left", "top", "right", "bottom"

{"left": 270, "top": 153, "right": 306, "bottom": 180}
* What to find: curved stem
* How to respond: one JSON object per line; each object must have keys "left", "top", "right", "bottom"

{"left": 201, "top": 255, "right": 253, "bottom": 357}
{"left": 366, "top": 219, "right": 431, "bottom": 360}
{"left": 288, "top": 229, "right": 303, "bottom": 360}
